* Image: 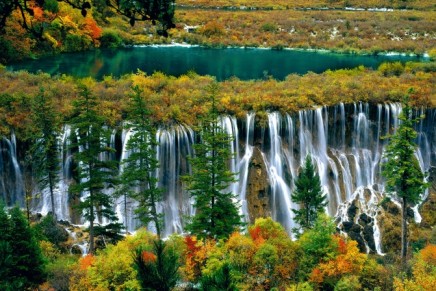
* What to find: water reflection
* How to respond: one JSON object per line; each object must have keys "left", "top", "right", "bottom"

{"left": 8, "top": 46, "right": 424, "bottom": 80}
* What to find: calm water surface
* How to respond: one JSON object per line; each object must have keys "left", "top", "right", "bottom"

{"left": 7, "top": 45, "right": 423, "bottom": 80}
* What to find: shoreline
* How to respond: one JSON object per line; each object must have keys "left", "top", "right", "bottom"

{"left": 131, "top": 42, "right": 432, "bottom": 59}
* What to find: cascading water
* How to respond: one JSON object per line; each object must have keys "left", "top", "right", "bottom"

{"left": 1, "top": 103, "right": 435, "bottom": 254}
{"left": 0, "top": 132, "right": 24, "bottom": 206}
{"left": 261, "top": 112, "right": 296, "bottom": 234}
{"left": 34, "top": 125, "right": 72, "bottom": 220}
{"left": 156, "top": 125, "right": 195, "bottom": 237}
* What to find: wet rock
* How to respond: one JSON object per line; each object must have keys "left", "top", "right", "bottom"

{"left": 58, "top": 220, "right": 71, "bottom": 226}
{"left": 350, "top": 223, "right": 361, "bottom": 233}
{"left": 347, "top": 201, "right": 358, "bottom": 221}
{"left": 71, "top": 245, "right": 83, "bottom": 255}
{"left": 363, "top": 225, "right": 376, "bottom": 254}
{"left": 347, "top": 230, "right": 366, "bottom": 253}
{"left": 359, "top": 213, "right": 372, "bottom": 225}
{"left": 363, "top": 189, "right": 372, "bottom": 203}
{"left": 246, "top": 148, "right": 271, "bottom": 223}
{"left": 342, "top": 221, "right": 354, "bottom": 231}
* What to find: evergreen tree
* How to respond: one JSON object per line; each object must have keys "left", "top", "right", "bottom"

{"left": 185, "top": 84, "right": 242, "bottom": 240}
{"left": 5, "top": 207, "right": 46, "bottom": 289}
{"left": 69, "top": 84, "right": 121, "bottom": 254}
{"left": 200, "top": 262, "right": 237, "bottom": 291}
{"left": 31, "top": 87, "right": 61, "bottom": 219}
{"left": 382, "top": 95, "right": 428, "bottom": 262}
{"left": 134, "top": 239, "right": 180, "bottom": 291}
{"left": 0, "top": 203, "right": 12, "bottom": 289}
{"left": 118, "top": 86, "right": 163, "bottom": 237}
{"left": 291, "top": 155, "right": 327, "bottom": 233}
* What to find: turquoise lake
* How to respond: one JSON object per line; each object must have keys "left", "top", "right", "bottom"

{"left": 8, "top": 45, "right": 424, "bottom": 80}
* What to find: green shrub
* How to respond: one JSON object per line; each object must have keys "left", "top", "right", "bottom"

{"left": 63, "top": 34, "right": 92, "bottom": 52}
{"left": 34, "top": 214, "right": 69, "bottom": 247}
{"left": 43, "top": 0, "right": 59, "bottom": 13}
{"left": 378, "top": 62, "right": 405, "bottom": 77}
{"left": 46, "top": 255, "right": 76, "bottom": 291}
{"left": 100, "top": 30, "right": 123, "bottom": 48}
{"left": 0, "top": 37, "right": 23, "bottom": 64}
{"left": 261, "top": 22, "right": 278, "bottom": 33}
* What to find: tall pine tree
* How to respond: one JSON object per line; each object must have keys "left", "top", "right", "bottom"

{"left": 30, "top": 87, "right": 61, "bottom": 219}
{"left": 70, "top": 84, "right": 121, "bottom": 254}
{"left": 382, "top": 95, "right": 428, "bottom": 262}
{"left": 0, "top": 202, "right": 12, "bottom": 289}
{"left": 118, "top": 86, "right": 163, "bottom": 237}
{"left": 185, "top": 84, "right": 242, "bottom": 240}
{"left": 0, "top": 206, "right": 46, "bottom": 289}
{"left": 291, "top": 155, "right": 327, "bottom": 233}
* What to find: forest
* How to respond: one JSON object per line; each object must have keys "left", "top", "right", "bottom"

{"left": 0, "top": 0, "right": 435, "bottom": 290}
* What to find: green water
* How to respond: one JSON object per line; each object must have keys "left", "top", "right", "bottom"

{"left": 7, "top": 45, "right": 423, "bottom": 80}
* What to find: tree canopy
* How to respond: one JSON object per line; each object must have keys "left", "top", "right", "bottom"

{"left": 382, "top": 94, "right": 428, "bottom": 261}
{"left": 291, "top": 155, "right": 327, "bottom": 233}
{"left": 185, "top": 84, "right": 243, "bottom": 240}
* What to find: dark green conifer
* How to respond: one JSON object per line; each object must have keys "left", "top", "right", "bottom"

{"left": 134, "top": 239, "right": 180, "bottom": 291}
{"left": 0, "top": 203, "right": 12, "bottom": 289}
{"left": 291, "top": 155, "right": 327, "bottom": 233}
{"left": 200, "top": 262, "right": 237, "bottom": 291}
{"left": 185, "top": 84, "right": 242, "bottom": 240}
{"left": 69, "top": 84, "right": 121, "bottom": 254}
{"left": 31, "top": 87, "right": 61, "bottom": 219}
{"left": 382, "top": 94, "right": 428, "bottom": 262}
{"left": 6, "top": 207, "right": 46, "bottom": 289}
{"left": 118, "top": 86, "right": 163, "bottom": 237}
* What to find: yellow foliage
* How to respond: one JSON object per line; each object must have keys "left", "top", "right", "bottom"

{"left": 309, "top": 237, "right": 367, "bottom": 285}
{"left": 395, "top": 244, "right": 436, "bottom": 291}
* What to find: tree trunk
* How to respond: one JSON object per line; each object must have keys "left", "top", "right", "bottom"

{"left": 89, "top": 214, "right": 94, "bottom": 254}
{"left": 89, "top": 191, "right": 95, "bottom": 254}
{"left": 401, "top": 197, "right": 407, "bottom": 264}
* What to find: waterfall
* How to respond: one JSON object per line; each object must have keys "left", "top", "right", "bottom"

{"left": 236, "top": 113, "right": 255, "bottom": 222}
{"left": 115, "top": 127, "right": 139, "bottom": 233}
{"left": 34, "top": 125, "right": 72, "bottom": 220}
{"left": 0, "top": 133, "right": 24, "bottom": 206}
{"left": 261, "top": 112, "right": 296, "bottom": 234}
{"left": 1, "top": 104, "right": 435, "bottom": 254}
{"left": 157, "top": 125, "right": 195, "bottom": 237}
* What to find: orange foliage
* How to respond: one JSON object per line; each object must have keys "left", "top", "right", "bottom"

{"left": 420, "top": 244, "right": 436, "bottom": 265}
{"left": 79, "top": 254, "right": 95, "bottom": 270}
{"left": 310, "top": 237, "right": 367, "bottom": 285}
{"left": 83, "top": 18, "right": 102, "bottom": 41}
{"left": 33, "top": 7, "right": 44, "bottom": 21}
{"left": 141, "top": 250, "right": 157, "bottom": 263}
{"left": 338, "top": 236, "right": 347, "bottom": 254}
{"left": 310, "top": 268, "right": 324, "bottom": 284}
{"left": 182, "top": 236, "right": 217, "bottom": 281}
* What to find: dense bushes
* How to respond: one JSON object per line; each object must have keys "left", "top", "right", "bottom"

{"left": 0, "top": 206, "right": 46, "bottom": 289}
{"left": 0, "top": 62, "right": 434, "bottom": 139}
{"left": 59, "top": 216, "right": 436, "bottom": 290}
{"left": 99, "top": 30, "right": 123, "bottom": 48}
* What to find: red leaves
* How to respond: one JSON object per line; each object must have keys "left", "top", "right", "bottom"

{"left": 141, "top": 250, "right": 157, "bottom": 263}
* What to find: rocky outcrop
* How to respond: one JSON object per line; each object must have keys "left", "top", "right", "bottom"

{"left": 246, "top": 147, "right": 271, "bottom": 223}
